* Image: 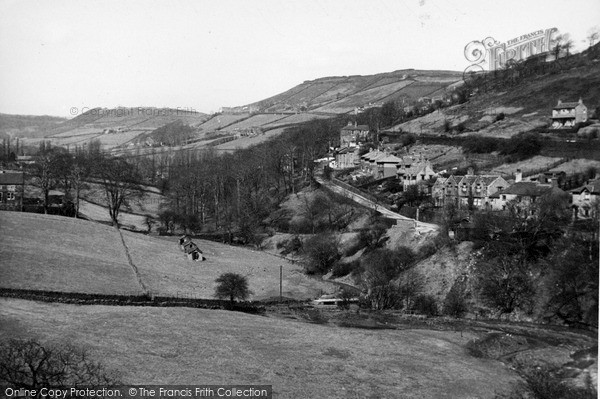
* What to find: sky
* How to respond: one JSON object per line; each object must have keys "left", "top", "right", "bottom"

{"left": 0, "top": 0, "right": 599, "bottom": 117}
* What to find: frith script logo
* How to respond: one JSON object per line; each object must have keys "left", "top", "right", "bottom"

{"left": 464, "top": 28, "right": 558, "bottom": 77}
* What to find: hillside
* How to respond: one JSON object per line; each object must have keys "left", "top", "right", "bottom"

{"left": 391, "top": 59, "right": 600, "bottom": 137}
{"left": 246, "top": 69, "right": 462, "bottom": 114}
{"left": 0, "top": 113, "right": 68, "bottom": 139}
{"left": 0, "top": 212, "right": 335, "bottom": 300}
{"left": 14, "top": 107, "right": 210, "bottom": 153}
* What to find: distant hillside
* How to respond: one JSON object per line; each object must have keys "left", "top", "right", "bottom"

{"left": 17, "top": 107, "right": 210, "bottom": 152}
{"left": 0, "top": 113, "right": 68, "bottom": 139}
{"left": 391, "top": 49, "right": 600, "bottom": 138}
{"left": 244, "top": 69, "right": 463, "bottom": 114}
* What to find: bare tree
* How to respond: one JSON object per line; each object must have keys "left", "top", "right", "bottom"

{"left": 98, "top": 156, "right": 144, "bottom": 227}
{"left": 0, "top": 339, "right": 118, "bottom": 388}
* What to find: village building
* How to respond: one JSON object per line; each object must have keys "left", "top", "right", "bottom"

{"left": 432, "top": 169, "right": 508, "bottom": 209}
{"left": 456, "top": 173, "right": 509, "bottom": 209}
{"left": 397, "top": 157, "right": 437, "bottom": 190}
{"left": 571, "top": 180, "right": 600, "bottom": 219}
{"left": 340, "top": 122, "right": 369, "bottom": 148}
{"left": 334, "top": 146, "right": 359, "bottom": 169}
{"left": 0, "top": 170, "right": 24, "bottom": 211}
{"left": 360, "top": 149, "right": 387, "bottom": 176}
{"left": 489, "top": 175, "right": 570, "bottom": 214}
{"left": 376, "top": 154, "right": 403, "bottom": 178}
{"left": 551, "top": 98, "right": 588, "bottom": 129}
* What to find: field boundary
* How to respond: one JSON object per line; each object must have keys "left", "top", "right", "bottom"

{"left": 0, "top": 287, "right": 264, "bottom": 313}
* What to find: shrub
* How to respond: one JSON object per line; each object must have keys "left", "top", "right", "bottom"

{"left": 0, "top": 339, "right": 118, "bottom": 387}
{"left": 331, "top": 260, "right": 359, "bottom": 278}
{"left": 412, "top": 294, "right": 438, "bottom": 316}
{"left": 443, "top": 289, "right": 468, "bottom": 318}
{"left": 495, "top": 365, "right": 597, "bottom": 399}
{"left": 302, "top": 233, "right": 340, "bottom": 274}
{"left": 494, "top": 112, "right": 505, "bottom": 122}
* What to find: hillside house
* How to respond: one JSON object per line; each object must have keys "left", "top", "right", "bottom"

{"left": 0, "top": 170, "right": 24, "bottom": 211}
{"left": 335, "top": 146, "right": 359, "bottom": 169}
{"left": 457, "top": 174, "right": 509, "bottom": 209}
{"left": 489, "top": 180, "right": 570, "bottom": 214}
{"left": 340, "top": 122, "right": 369, "bottom": 148}
{"left": 551, "top": 98, "right": 588, "bottom": 129}
{"left": 376, "top": 154, "right": 403, "bottom": 178}
{"left": 432, "top": 170, "right": 508, "bottom": 209}
{"left": 571, "top": 180, "right": 600, "bottom": 219}
{"left": 397, "top": 158, "right": 437, "bottom": 190}
{"left": 361, "top": 150, "right": 387, "bottom": 176}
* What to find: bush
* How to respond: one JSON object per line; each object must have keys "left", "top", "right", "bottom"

{"left": 412, "top": 294, "right": 438, "bottom": 316}
{"left": 495, "top": 365, "right": 597, "bottom": 399}
{"left": 443, "top": 289, "right": 468, "bottom": 318}
{"left": 0, "top": 339, "right": 118, "bottom": 387}
{"left": 302, "top": 233, "right": 340, "bottom": 275}
{"left": 331, "top": 260, "right": 359, "bottom": 278}
{"left": 494, "top": 112, "right": 505, "bottom": 122}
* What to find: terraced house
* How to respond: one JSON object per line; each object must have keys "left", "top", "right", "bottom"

{"left": 432, "top": 168, "right": 508, "bottom": 209}
{"left": 0, "top": 170, "right": 24, "bottom": 211}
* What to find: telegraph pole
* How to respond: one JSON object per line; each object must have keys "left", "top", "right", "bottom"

{"left": 279, "top": 265, "right": 283, "bottom": 303}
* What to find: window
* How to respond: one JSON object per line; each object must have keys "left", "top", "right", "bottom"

{"left": 0, "top": 192, "right": 2, "bottom": 201}
{"left": 502, "top": 195, "right": 506, "bottom": 200}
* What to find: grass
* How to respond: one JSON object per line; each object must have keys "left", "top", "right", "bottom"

{"left": 0, "top": 212, "right": 334, "bottom": 300}
{"left": 489, "top": 155, "right": 564, "bottom": 177}
{"left": 0, "top": 298, "right": 520, "bottom": 398}
{"left": 0, "top": 212, "right": 141, "bottom": 295}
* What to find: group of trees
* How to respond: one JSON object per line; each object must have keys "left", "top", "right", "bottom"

{"left": 471, "top": 194, "right": 598, "bottom": 326}
{"left": 461, "top": 133, "right": 542, "bottom": 161}
{"left": 28, "top": 143, "right": 145, "bottom": 226}
{"left": 157, "top": 118, "right": 345, "bottom": 240}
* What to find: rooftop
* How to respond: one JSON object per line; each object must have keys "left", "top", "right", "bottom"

{"left": 0, "top": 171, "right": 24, "bottom": 185}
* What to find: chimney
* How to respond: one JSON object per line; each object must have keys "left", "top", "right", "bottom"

{"left": 557, "top": 99, "right": 562, "bottom": 106}
{"left": 516, "top": 169, "right": 522, "bottom": 183}
{"left": 467, "top": 167, "right": 474, "bottom": 176}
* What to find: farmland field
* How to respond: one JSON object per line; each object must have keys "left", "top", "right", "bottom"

{"left": 550, "top": 158, "right": 600, "bottom": 175}
{"left": 261, "top": 113, "right": 332, "bottom": 128}
{"left": 214, "top": 128, "right": 286, "bottom": 151}
{"left": 0, "top": 212, "right": 334, "bottom": 300}
{"left": 0, "top": 212, "right": 141, "bottom": 295}
{"left": 489, "top": 155, "right": 565, "bottom": 177}
{"left": 0, "top": 298, "right": 519, "bottom": 398}
{"left": 219, "top": 114, "right": 288, "bottom": 131}
{"left": 198, "top": 113, "right": 251, "bottom": 131}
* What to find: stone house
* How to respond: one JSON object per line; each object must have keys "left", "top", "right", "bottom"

{"left": 0, "top": 170, "right": 24, "bottom": 211}
{"left": 571, "top": 180, "right": 600, "bottom": 219}
{"left": 551, "top": 98, "right": 588, "bottom": 129}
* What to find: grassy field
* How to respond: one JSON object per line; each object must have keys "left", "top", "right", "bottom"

{"left": 489, "top": 155, "right": 564, "bottom": 177}
{"left": 550, "top": 158, "right": 600, "bottom": 175}
{"left": 0, "top": 212, "right": 334, "bottom": 300}
{"left": 0, "top": 298, "right": 520, "bottom": 398}
{"left": 0, "top": 212, "right": 141, "bottom": 295}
